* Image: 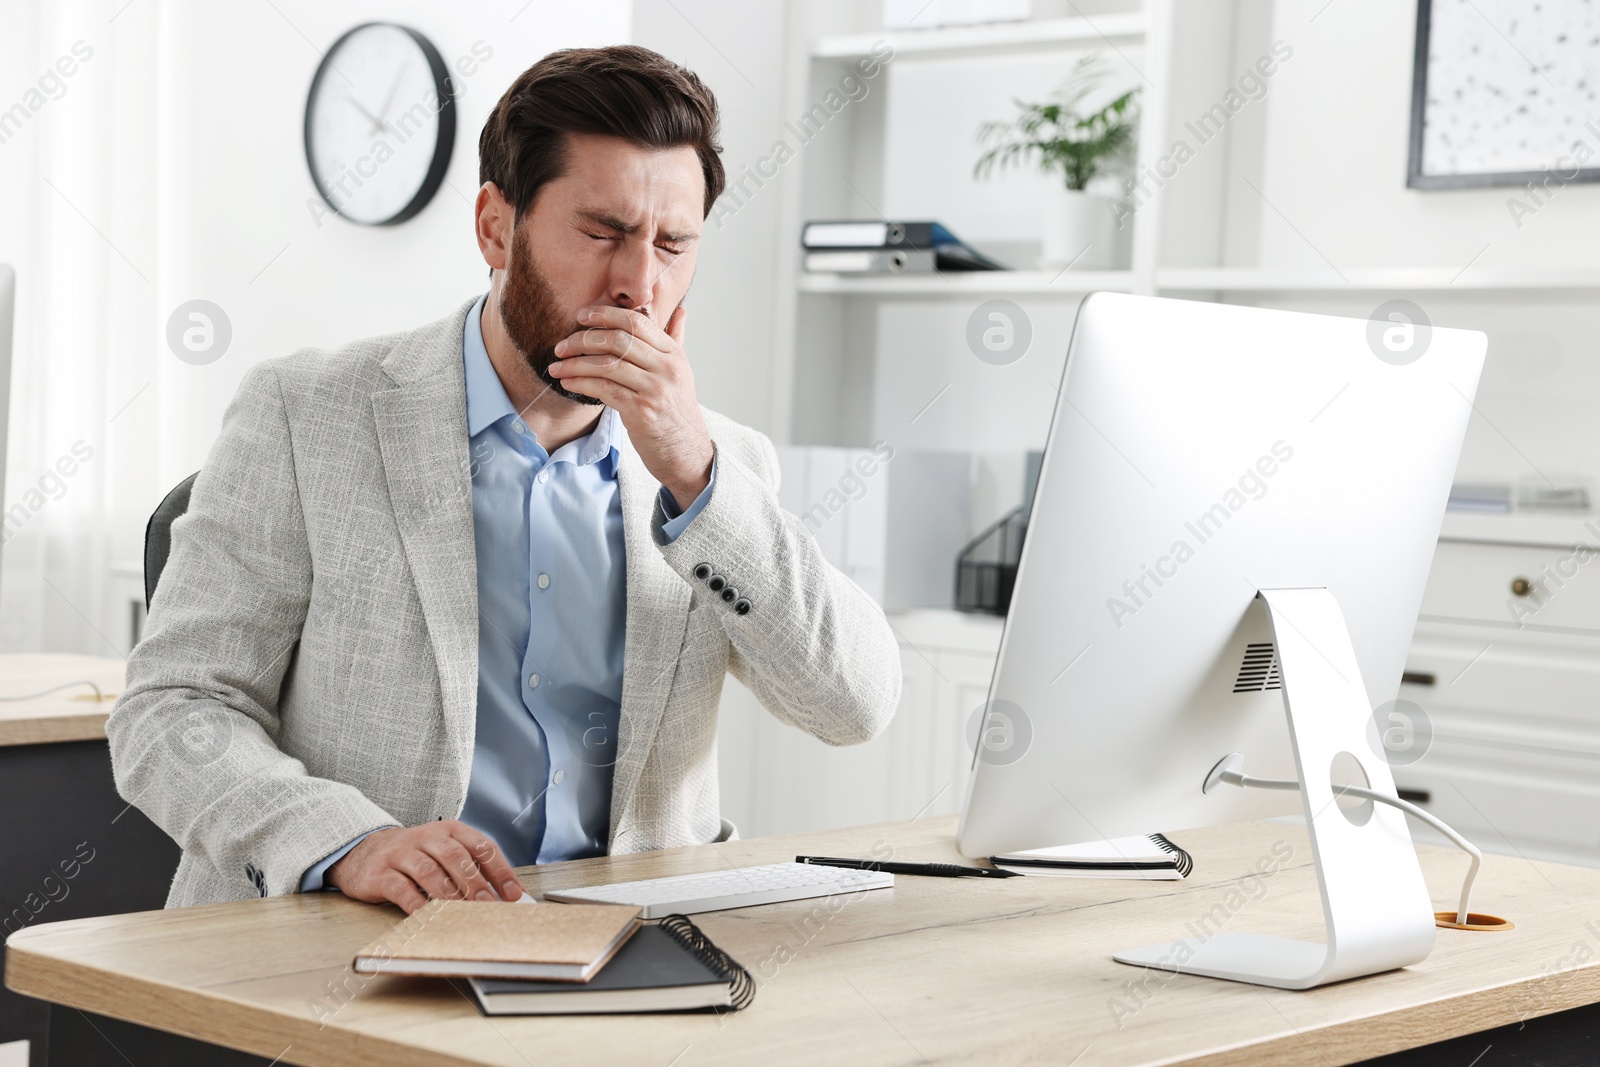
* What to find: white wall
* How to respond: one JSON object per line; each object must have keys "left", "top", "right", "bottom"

{"left": 629, "top": 0, "right": 793, "bottom": 432}
{"left": 1246, "top": 0, "right": 1599, "bottom": 275}
{"left": 1228, "top": 0, "right": 1600, "bottom": 486}
{"left": 152, "top": 0, "right": 631, "bottom": 489}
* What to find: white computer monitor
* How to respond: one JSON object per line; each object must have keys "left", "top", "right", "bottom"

{"left": 0, "top": 264, "right": 13, "bottom": 576}
{"left": 956, "top": 292, "right": 1486, "bottom": 988}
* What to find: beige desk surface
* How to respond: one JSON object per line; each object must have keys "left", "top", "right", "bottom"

{"left": 0, "top": 654, "right": 124, "bottom": 747}
{"left": 8, "top": 817, "right": 1600, "bottom": 1067}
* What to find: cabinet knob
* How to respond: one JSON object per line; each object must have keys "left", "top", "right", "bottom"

{"left": 1510, "top": 577, "right": 1532, "bottom": 597}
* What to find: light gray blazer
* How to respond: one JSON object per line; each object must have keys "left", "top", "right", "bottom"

{"left": 108, "top": 298, "right": 901, "bottom": 907}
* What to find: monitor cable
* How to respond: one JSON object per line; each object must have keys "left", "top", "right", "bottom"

{"left": 1208, "top": 756, "right": 1511, "bottom": 931}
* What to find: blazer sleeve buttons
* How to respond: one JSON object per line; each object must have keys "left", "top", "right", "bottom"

{"left": 693, "top": 563, "right": 746, "bottom": 613}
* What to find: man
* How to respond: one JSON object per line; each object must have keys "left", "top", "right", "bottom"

{"left": 108, "top": 45, "right": 901, "bottom": 913}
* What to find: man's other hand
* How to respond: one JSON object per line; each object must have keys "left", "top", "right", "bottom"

{"left": 326, "top": 821, "right": 524, "bottom": 914}
{"left": 549, "top": 304, "right": 715, "bottom": 511}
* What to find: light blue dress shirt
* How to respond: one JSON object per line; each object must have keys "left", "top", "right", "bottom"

{"left": 300, "top": 295, "right": 714, "bottom": 890}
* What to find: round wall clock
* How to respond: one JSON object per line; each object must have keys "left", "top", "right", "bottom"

{"left": 303, "top": 23, "right": 455, "bottom": 226}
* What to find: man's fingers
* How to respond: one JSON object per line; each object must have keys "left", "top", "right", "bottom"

{"left": 579, "top": 304, "right": 675, "bottom": 352}
{"left": 447, "top": 824, "right": 524, "bottom": 900}
{"left": 396, "top": 851, "right": 461, "bottom": 902}
{"left": 550, "top": 353, "right": 651, "bottom": 393}
{"left": 666, "top": 304, "right": 687, "bottom": 348}
{"left": 377, "top": 869, "right": 429, "bottom": 915}
{"left": 557, "top": 376, "right": 633, "bottom": 409}
{"left": 557, "top": 327, "right": 663, "bottom": 369}
{"left": 421, "top": 837, "right": 496, "bottom": 902}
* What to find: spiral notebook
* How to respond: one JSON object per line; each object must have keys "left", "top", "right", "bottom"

{"left": 469, "top": 915, "right": 756, "bottom": 1015}
{"left": 990, "top": 834, "right": 1193, "bottom": 879}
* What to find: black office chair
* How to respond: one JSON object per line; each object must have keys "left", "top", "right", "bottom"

{"left": 144, "top": 472, "right": 198, "bottom": 609}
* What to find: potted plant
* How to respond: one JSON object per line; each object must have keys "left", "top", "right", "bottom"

{"left": 974, "top": 55, "right": 1139, "bottom": 269}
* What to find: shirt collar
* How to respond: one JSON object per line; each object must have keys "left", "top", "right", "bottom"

{"left": 462, "top": 293, "right": 622, "bottom": 475}
{"left": 565, "top": 407, "right": 623, "bottom": 475}
{"left": 463, "top": 294, "right": 515, "bottom": 438}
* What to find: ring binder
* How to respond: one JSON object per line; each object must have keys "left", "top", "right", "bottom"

{"left": 1149, "top": 834, "right": 1194, "bottom": 877}
{"left": 658, "top": 914, "right": 757, "bottom": 1011}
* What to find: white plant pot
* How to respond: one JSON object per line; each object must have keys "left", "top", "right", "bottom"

{"left": 1040, "top": 189, "right": 1118, "bottom": 270}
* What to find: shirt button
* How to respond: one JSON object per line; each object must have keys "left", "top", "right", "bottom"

{"left": 553, "top": 769, "right": 566, "bottom": 785}
{"left": 528, "top": 673, "right": 540, "bottom": 688}
{"left": 537, "top": 469, "right": 550, "bottom": 484}
{"left": 512, "top": 420, "right": 526, "bottom": 435}
{"left": 537, "top": 573, "right": 550, "bottom": 590}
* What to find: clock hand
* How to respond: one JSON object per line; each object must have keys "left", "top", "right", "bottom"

{"left": 373, "top": 62, "right": 411, "bottom": 135}
{"left": 345, "top": 94, "right": 388, "bottom": 135}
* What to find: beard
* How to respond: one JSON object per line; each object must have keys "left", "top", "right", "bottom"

{"left": 499, "top": 234, "right": 602, "bottom": 407}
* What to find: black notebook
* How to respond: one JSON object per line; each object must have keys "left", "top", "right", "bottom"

{"left": 990, "top": 834, "right": 1194, "bottom": 880}
{"left": 468, "top": 915, "right": 756, "bottom": 1015}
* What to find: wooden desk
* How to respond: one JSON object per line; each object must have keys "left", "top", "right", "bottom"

{"left": 8, "top": 817, "right": 1600, "bottom": 1066}
{"left": 0, "top": 655, "right": 125, "bottom": 747}
{"left": 0, "top": 654, "right": 179, "bottom": 1067}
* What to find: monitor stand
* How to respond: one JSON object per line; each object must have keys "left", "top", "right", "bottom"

{"left": 1113, "top": 587, "right": 1437, "bottom": 990}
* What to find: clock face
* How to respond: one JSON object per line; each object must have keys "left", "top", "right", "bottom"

{"left": 304, "top": 23, "right": 455, "bottom": 226}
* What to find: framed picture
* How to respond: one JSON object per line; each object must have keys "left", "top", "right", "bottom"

{"left": 1408, "top": 0, "right": 1600, "bottom": 189}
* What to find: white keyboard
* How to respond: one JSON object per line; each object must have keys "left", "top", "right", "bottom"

{"left": 545, "top": 862, "right": 895, "bottom": 918}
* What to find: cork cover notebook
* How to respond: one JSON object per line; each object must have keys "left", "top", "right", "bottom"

{"left": 353, "top": 900, "right": 643, "bottom": 981}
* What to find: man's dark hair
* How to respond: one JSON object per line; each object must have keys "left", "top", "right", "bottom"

{"left": 479, "top": 45, "right": 725, "bottom": 219}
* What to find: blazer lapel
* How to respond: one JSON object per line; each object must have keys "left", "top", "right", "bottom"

{"left": 370, "top": 301, "right": 480, "bottom": 780}
{"left": 610, "top": 441, "right": 692, "bottom": 827}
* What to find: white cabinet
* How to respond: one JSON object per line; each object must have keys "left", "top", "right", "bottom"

{"left": 772, "top": 446, "right": 973, "bottom": 611}
{"left": 1396, "top": 516, "right": 1600, "bottom": 867}
{"left": 716, "top": 609, "right": 1002, "bottom": 839}
{"left": 891, "top": 630, "right": 1003, "bottom": 822}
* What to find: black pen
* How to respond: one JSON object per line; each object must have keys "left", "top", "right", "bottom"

{"left": 796, "top": 855, "right": 1020, "bottom": 879}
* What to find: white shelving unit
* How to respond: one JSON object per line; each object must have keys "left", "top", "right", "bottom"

{"left": 799, "top": 266, "right": 1600, "bottom": 299}
{"left": 1156, "top": 268, "right": 1600, "bottom": 293}
{"left": 798, "top": 269, "right": 1136, "bottom": 295}
{"left": 767, "top": 0, "right": 1188, "bottom": 448}
{"left": 811, "top": 13, "right": 1147, "bottom": 61}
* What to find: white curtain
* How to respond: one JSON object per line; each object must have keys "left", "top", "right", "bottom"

{"left": 0, "top": 0, "right": 161, "bottom": 657}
